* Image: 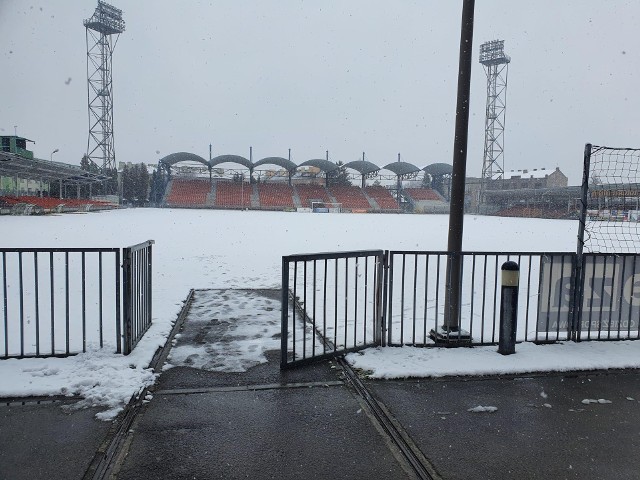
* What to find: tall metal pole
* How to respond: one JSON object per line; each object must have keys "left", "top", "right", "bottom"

{"left": 441, "top": 0, "right": 475, "bottom": 339}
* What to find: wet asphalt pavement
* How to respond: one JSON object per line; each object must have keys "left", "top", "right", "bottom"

{"left": 2, "top": 289, "right": 640, "bottom": 479}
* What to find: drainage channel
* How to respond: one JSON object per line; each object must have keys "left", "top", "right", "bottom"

{"left": 337, "top": 358, "right": 440, "bottom": 480}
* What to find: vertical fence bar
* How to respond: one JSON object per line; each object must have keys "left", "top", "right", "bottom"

{"left": 334, "top": 259, "right": 338, "bottom": 350}
{"left": 147, "top": 243, "right": 153, "bottom": 336}
{"left": 292, "top": 261, "right": 297, "bottom": 360}
{"left": 557, "top": 255, "right": 566, "bottom": 340}
{"left": 387, "top": 253, "right": 394, "bottom": 345}
{"left": 115, "top": 248, "right": 126, "bottom": 353}
{"left": 435, "top": 255, "right": 441, "bottom": 335}
{"left": 34, "top": 253, "right": 40, "bottom": 356}
{"left": 82, "top": 252, "right": 86, "bottom": 352}
{"left": 303, "top": 261, "right": 307, "bottom": 358}
{"left": 607, "top": 255, "right": 617, "bottom": 338}
{"left": 380, "top": 251, "right": 388, "bottom": 347}
{"left": 412, "top": 254, "right": 418, "bottom": 344}
{"left": 630, "top": 256, "right": 637, "bottom": 338}
{"left": 400, "top": 254, "right": 406, "bottom": 344}
{"left": 353, "top": 257, "right": 359, "bottom": 349}
{"left": 18, "top": 252, "right": 24, "bottom": 357}
{"left": 469, "top": 254, "right": 476, "bottom": 340}
{"left": 544, "top": 256, "right": 554, "bottom": 342}
{"left": 524, "top": 255, "right": 532, "bottom": 341}
{"left": 2, "top": 252, "right": 8, "bottom": 358}
{"left": 323, "top": 259, "right": 328, "bottom": 353}
{"left": 344, "top": 258, "right": 349, "bottom": 349}
{"left": 280, "top": 256, "right": 289, "bottom": 367}
{"left": 597, "top": 256, "right": 608, "bottom": 340}
{"left": 98, "top": 252, "right": 103, "bottom": 348}
{"left": 616, "top": 255, "right": 626, "bottom": 339}
{"left": 312, "top": 260, "right": 317, "bottom": 357}
{"left": 50, "top": 251, "right": 55, "bottom": 354}
{"left": 480, "top": 255, "right": 488, "bottom": 344}
{"left": 65, "top": 252, "right": 70, "bottom": 355}
{"left": 374, "top": 251, "right": 389, "bottom": 347}
{"left": 364, "top": 257, "right": 368, "bottom": 345}
{"left": 586, "top": 256, "right": 597, "bottom": 340}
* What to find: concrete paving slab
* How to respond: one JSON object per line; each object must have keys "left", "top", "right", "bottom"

{"left": 368, "top": 372, "right": 640, "bottom": 480}
{"left": 0, "top": 398, "right": 112, "bottom": 480}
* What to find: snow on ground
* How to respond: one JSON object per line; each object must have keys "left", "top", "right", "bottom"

{"left": 0, "top": 208, "right": 634, "bottom": 420}
{"left": 345, "top": 340, "right": 640, "bottom": 379}
{"left": 166, "top": 289, "right": 280, "bottom": 373}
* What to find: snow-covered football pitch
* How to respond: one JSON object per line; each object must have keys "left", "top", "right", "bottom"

{"left": 2, "top": 208, "right": 640, "bottom": 419}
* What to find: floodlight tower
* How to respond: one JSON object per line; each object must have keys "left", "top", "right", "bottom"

{"left": 84, "top": 1, "right": 125, "bottom": 173}
{"left": 479, "top": 40, "right": 510, "bottom": 206}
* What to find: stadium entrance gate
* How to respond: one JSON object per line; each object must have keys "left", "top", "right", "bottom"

{"left": 280, "top": 250, "right": 385, "bottom": 368}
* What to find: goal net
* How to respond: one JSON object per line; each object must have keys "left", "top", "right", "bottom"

{"left": 579, "top": 144, "right": 640, "bottom": 254}
{"left": 311, "top": 201, "right": 342, "bottom": 213}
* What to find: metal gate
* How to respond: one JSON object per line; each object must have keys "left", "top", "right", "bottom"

{"left": 280, "top": 250, "right": 385, "bottom": 368}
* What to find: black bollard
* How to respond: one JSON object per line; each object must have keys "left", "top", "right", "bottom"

{"left": 498, "top": 261, "right": 519, "bottom": 355}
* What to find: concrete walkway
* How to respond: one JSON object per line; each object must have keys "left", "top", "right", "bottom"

{"left": 2, "top": 289, "right": 640, "bottom": 479}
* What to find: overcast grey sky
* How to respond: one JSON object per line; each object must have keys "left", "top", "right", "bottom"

{"left": 1, "top": 1, "right": 638, "bottom": 184}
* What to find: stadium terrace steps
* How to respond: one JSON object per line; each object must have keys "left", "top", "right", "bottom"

{"left": 250, "top": 185, "right": 260, "bottom": 208}
{"left": 365, "top": 187, "right": 400, "bottom": 211}
{"left": 328, "top": 186, "right": 374, "bottom": 210}
{"left": 294, "top": 184, "right": 333, "bottom": 209}
{"left": 362, "top": 189, "right": 380, "bottom": 210}
{"left": 161, "top": 179, "right": 173, "bottom": 205}
{"left": 206, "top": 182, "right": 217, "bottom": 206}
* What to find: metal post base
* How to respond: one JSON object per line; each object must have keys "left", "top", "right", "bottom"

{"left": 429, "top": 326, "right": 472, "bottom": 345}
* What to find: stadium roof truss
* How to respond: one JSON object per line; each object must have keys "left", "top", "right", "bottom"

{"left": 298, "top": 159, "right": 339, "bottom": 173}
{"left": 382, "top": 161, "right": 421, "bottom": 176}
{"left": 0, "top": 152, "right": 110, "bottom": 184}
{"left": 209, "top": 155, "right": 252, "bottom": 169}
{"left": 159, "top": 152, "right": 209, "bottom": 168}
{"left": 343, "top": 160, "right": 381, "bottom": 175}
{"left": 423, "top": 163, "right": 453, "bottom": 176}
{"left": 253, "top": 157, "right": 297, "bottom": 172}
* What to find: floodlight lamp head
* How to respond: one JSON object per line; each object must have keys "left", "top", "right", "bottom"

{"left": 84, "top": 1, "right": 125, "bottom": 35}
{"left": 479, "top": 40, "right": 510, "bottom": 66}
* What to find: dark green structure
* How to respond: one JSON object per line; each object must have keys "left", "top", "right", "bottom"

{"left": 1, "top": 135, "right": 35, "bottom": 159}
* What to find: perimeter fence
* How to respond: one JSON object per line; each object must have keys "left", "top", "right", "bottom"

{"left": 1, "top": 240, "right": 154, "bottom": 358}
{"left": 281, "top": 249, "right": 640, "bottom": 368}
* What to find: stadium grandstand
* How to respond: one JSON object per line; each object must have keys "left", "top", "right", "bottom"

{"left": 155, "top": 151, "right": 457, "bottom": 213}
{"left": 0, "top": 135, "right": 118, "bottom": 215}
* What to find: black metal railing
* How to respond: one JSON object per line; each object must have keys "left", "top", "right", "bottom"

{"left": 387, "top": 251, "right": 576, "bottom": 345}
{"left": 122, "top": 240, "right": 154, "bottom": 355}
{"left": 1, "top": 241, "right": 154, "bottom": 359}
{"left": 282, "top": 249, "right": 640, "bottom": 367}
{"left": 281, "top": 250, "right": 384, "bottom": 368}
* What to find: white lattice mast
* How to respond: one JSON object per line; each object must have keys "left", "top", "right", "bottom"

{"left": 479, "top": 40, "right": 510, "bottom": 203}
{"left": 84, "top": 1, "right": 125, "bottom": 172}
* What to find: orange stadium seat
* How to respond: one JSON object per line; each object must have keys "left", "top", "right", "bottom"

{"left": 256, "top": 183, "right": 294, "bottom": 208}
{"left": 213, "top": 181, "right": 251, "bottom": 208}
{"left": 166, "top": 178, "right": 211, "bottom": 206}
